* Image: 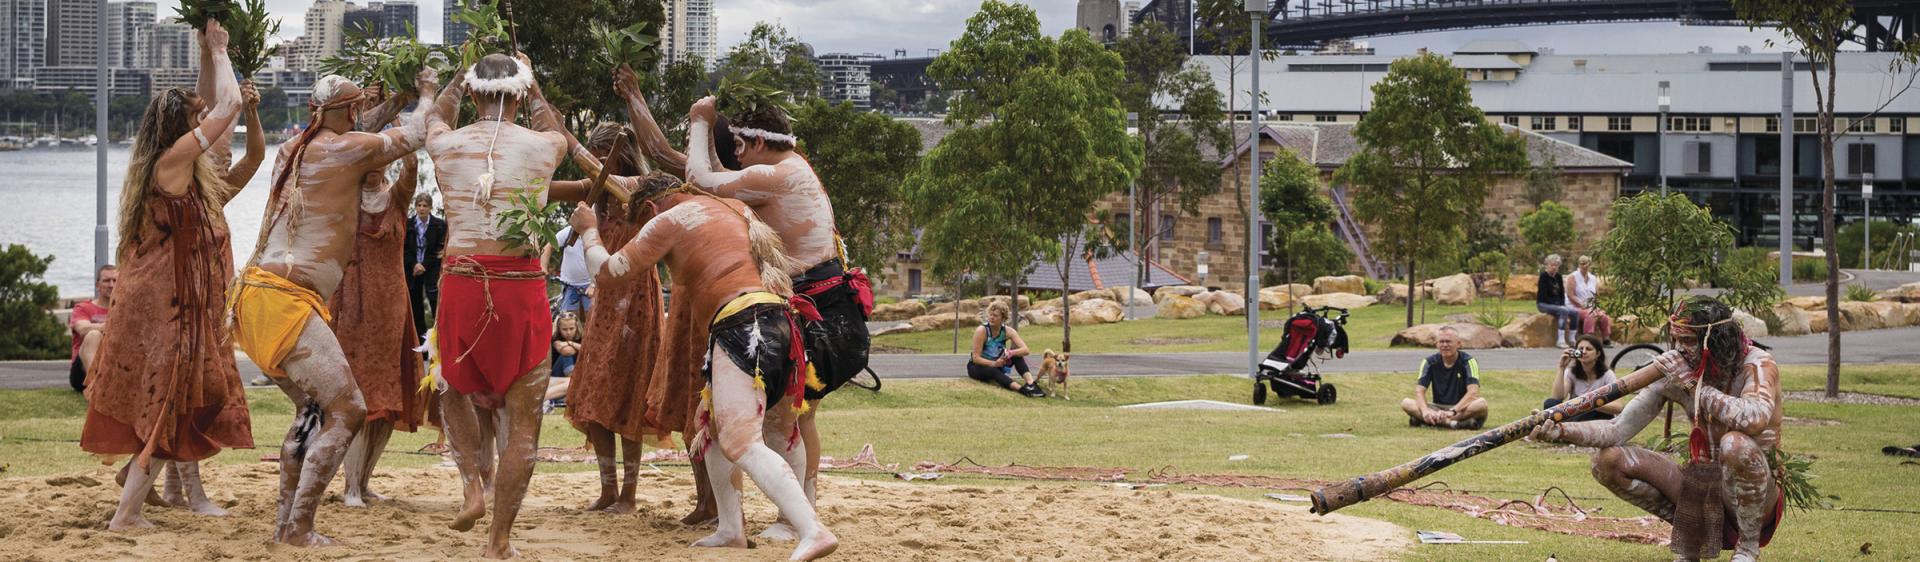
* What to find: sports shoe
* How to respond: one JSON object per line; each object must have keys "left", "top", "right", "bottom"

{"left": 1463, "top": 416, "right": 1485, "bottom": 430}
{"left": 1408, "top": 417, "right": 1423, "bottom": 428}
{"left": 1020, "top": 384, "right": 1046, "bottom": 398}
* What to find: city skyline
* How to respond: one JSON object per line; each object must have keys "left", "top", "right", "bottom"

{"left": 133, "top": 0, "right": 1801, "bottom": 60}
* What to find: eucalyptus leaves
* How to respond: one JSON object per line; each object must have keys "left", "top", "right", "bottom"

{"left": 319, "top": 24, "right": 450, "bottom": 94}
{"left": 453, "top": 0, "right": 514, "bottom": 67}
{"left": 174, "top": 0, "right": 280, "bottom": 77}
{"left": 492, "top": 182, "right": 568, "bottom": 264}
{"left": 714, "top": 69, "right": 800, "bottom": 122}
{"left": 592, "top": 21, "right": 661, "bottom": 72}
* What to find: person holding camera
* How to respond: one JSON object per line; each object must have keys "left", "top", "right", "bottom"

{"left": 1543, "top": 334, "right": 1623, "bottom": 421}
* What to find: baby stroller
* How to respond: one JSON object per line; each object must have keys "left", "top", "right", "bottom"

{"left": 1253, "top": 306, "right": 1349, "bottom": 405}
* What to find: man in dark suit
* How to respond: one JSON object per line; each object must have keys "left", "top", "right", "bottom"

{"left": 405, "top": 192, "right": 447, "bottom": 336}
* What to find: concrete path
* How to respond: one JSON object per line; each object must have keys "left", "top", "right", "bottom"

{"left": 1783, "top": 268, "right": 1918, "bottom": 297}
{"left": 9, "top": 326, "right": 1916, "bottom": 391}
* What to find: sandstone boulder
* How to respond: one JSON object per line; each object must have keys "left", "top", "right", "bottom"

{"left": 1258, "top": 285, "right": 1312, "bottom": 311}
{"left": 1390, "top": 322, "right": 1503, "bottom": 349}
{"left": 1781, "top": 296, "right": 1827, "bottom": 310}
{"left": 1503, "top": 274, "right": 1539, "bottom": 301}
{"left": 1154, "top": 285, "right": 1209, "bottom": 304}
{"left": 1478, "top": 277, "right": 1506, "bottom": 298}
{"left": 870, "top": 323, "right": 917, "bottom": 337}
{"left": 1731, "top": 309, "right": 1770, "bottom": 338}
{"left": 928, "top": 299, "right": 983, "bottom": 318}
{"left": 1302, "top": 293, "right": 1378, "bottom": 310}
{"left": 1897, "top": 303, "right": 1920, "bottom": 327}
{"left": 1022, "top": 307, "right": 1063, "bottom": 327}
{"left": 1769, "top": 305, "right": 1811, "bottom": 336}
{"left": 1613, "top": 315, "right": 1660, "bottom": 344}
{"left": 1881, "top": 282, "right": 1920, "bottom": 303}
{"left": 907, "top": 313, "right": 970, "bottom": 333}
{"left": 1158, "top": 295, "right": 1207, "bottom": 319}
{"left": 1202, "top": 291, "right": 1247, "bottom": 316}
{"left": 1375, "top": 283, "right": 1428, "bottom": 305}
{"left": 1808, "top": 311, "right": 1829, "bottom": 334}
{"left": 1839, "top": 301, "right": 1898, "bottom": 331}
{"left": 1431, "top": 273, "right": 1477, "bottom": 306}
{"left": 979, "top": 295, "right": 1032, "bottom": 310}
{"left": 1075, "top": 299, "right": 1126, "bottom": 323}
{"left": 1499, "top": 313, "right": 1556, "bottom": 348}
{"left": 1312, "top": 275, "right": 1367, "bottom": 295}
{"left": 1107, "top": 286, "right": 1154, "bottom": 305}
{"left": 871, "top": 300, "right": 928, "bottom": 322}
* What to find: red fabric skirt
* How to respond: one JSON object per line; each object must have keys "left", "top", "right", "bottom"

{"left": 436, "top": 255, "right": 552, "bottom": 397}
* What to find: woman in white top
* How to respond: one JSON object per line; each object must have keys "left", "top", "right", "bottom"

{"left": 1543, "top": 334, "right": 1624, "bottom": 421}
{"left": 1564, "top": 255, "right": 1612, "bottom": 343}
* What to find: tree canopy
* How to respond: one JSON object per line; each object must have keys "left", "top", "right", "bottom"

{"left": 791, "top": 98, "right": 922, "bottom": 272}
{"left": 1116, "top": 19, "right": 1231, "bottom": 267}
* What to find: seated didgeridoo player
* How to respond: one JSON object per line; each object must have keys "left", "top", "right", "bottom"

{"left": 423, "top": 52, "right": 592, "bottom": 559}
{"left": 1531, "top": 296, "right": 1785, "bottom": 562}
{"left": 568, "top": 182, "right": 840, "bottom": 561}
{"left": 230, "top": 68, "right": 438, "bottom": 546}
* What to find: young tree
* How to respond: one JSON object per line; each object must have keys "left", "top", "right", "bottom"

{"left": 1116, "top": 19, "right": 1231, "bottom": 281}
{"left": 1523, "top": 149, "right": 1564, "bottom": 207}
{"left": 1258, "top": 148, "right": 1339, "bottom": 289}
{"left": 712, "top": 22, "right": 822, "bottom": 97}
{"left": 1593, "top": 193, "right": 1782, "bottom": 327}
{"left": 1733, "top": 0, "right": 1920, "bottom": 397}
{"left": 904, "top": 0, "right": 1141, "bottom": 306}
{"left": 516, "top": 0, "right": 668, "bottom": 135}
{"left": 1337, "top": 53, "right": 1529, "bottom": 327}
{"left": 1054, "top": 212, "right": 1125, "bottom": 352}
{"left": 1518, "top": 200, "right": 1576, "bottom": 264}
{"left": 791, "top": 98, "right": 923, "bottom": 273}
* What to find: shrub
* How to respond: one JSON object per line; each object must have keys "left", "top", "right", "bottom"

{"left": 0, "top": 245, "right": 70, "bottom": 360}
{"left": 1836, "top": 219, "right": 1919, "bottom": 269}
{"left": 1593, "top": 193, "right": 1782, "bottom": 323}
{"left": 1519, "top": 200, "right": 1576, "bottom": 265}
{"left": 1285, "top": 225, "right": 1356, "bottom": 282}
{"left": 1845, "top": 283, "right": 1880, "bottom": 302}
{"left": 1792, "top": 258, "right": 1827, "bottom": 282}
{"left": 1474, "top": 308, "right": 1514, "bottom": 329}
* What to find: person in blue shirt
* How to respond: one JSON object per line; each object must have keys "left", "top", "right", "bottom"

{"left": 1399, "top": 327, "right": 1490, "bottom": 429}
{"left": 965, "top": 302, "right": 1044, "bottom": 397}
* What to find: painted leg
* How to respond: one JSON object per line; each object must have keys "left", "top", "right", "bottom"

{"left": 107, "top": 459, "right": 162, "bottom": 531}
{"left": 177, "top": 461, "right": 227, "bottom": 516}
{"left": 799, "top": 408, "right": 821, "bottom": 505}
{"left": 343, "top": 420, "right": 396, "bottom": 506}
{"left": 270, "top": 378, "right": 313, "bottom": 534}
{"left": 119, "top": 459, "right": 173, "bottom": 508}
{"left": 481, "top": 365, "right": 550, "bottom": 559}
{"left": 611, "top": 436, "right": 642, "bottom": 514}
{"left": 341, "top": 425, "right": 373, "bottom": 507}
{"left": 360, "top": 421, "right": 395, "bottom": 501}
{"left": 681, "top": 429, "right": 719, "bottom": 526}
{"left": 1591, "top": 445, "right": 1683, "bottom": 521}
{"left": 705, "top": 359, "right": 836, "bottom": 561}
{"left": 159, "top": 452, "right": 185, "bottom": 507}
{"left": 1719, "top": 432, "right": 1777, "bottom": 562}
{"left": 272, "top": 316, "right": 368, "bottom": 547}
{"left": 439, "top": 389, "right": 490, "bottom": 532}
{"left": 691, "top": 440, "right": 749, "bottom": 548}
{"left": 583, "top": 423, "right": 619, "bottom": 512}
{"left": 758, "top": 403, "right": 808, "bottom": 542}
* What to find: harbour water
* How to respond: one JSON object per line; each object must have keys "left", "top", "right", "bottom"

{"left": 0, "top": 145, "right": 433, "bottom": 297}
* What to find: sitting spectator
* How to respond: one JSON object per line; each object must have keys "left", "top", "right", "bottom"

{"left": 544, "top": 313, "right": 584, "bottom": 411}
{"left": 1535, "top": 254, "right": 1580, "bottom": 348}
{"left": 1399, "top": 327, "right": 1489, "bottom": 429}
{"left": 1566, "top": 255, "right": 1612, "bottom": 343}
{"left": 1543, "top": 334, "right": 1623, "bottom": 422}
{"left": 966, "top": 302, "right": 1044, "bottom": 397}
{"left": 68, "top": 265, "right": 116, "bottom": 392}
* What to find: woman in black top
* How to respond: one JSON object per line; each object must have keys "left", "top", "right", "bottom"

{"left": 1535, "top": 254, "right": 1579, "bottom": 348}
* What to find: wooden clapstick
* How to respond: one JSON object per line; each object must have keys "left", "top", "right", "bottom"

{"left": 562, "top": 131, "right": 630, "bottom": 248}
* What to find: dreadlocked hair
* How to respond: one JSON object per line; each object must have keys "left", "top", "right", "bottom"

{"left": 585, "top": 122, "right": 647, "bottom": 175}
{"left": 728, "top": 105, "right": 795, "bottom": 152}
{"left": 117, "top": 88, "right": 232, "bottom": 260}
{"left": 1677, "top": 295, "right": 1745, "bottom": 381}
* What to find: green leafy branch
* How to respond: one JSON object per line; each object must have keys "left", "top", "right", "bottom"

{"left": 492, "top": 183, "right": 567, "bottom": 263}
{"left": 714, "top": 69, "right": 800, "bottom": 122}
{"left": 592, "top": 21, "right": 660, "bottom": 72}
{"left": 321, "top": 23, "right": 449, "bottom": 94}
{"left": 176, "top": 0, "right": 281, "bottom": 78}
{"left": 450, "top": 0, "right": 512, "bottom": 68}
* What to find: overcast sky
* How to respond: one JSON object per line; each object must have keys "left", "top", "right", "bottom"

{"left": 154, "top": 1, "right": 1799, "bottom": 58}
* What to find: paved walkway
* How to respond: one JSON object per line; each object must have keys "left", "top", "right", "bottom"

{"left": 8, "top": 326, "right": 1916, "bottom": 390}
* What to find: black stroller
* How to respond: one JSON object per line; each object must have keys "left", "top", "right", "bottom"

{"left": 1253, "top": 306, "right": 1348, "bottom": 405}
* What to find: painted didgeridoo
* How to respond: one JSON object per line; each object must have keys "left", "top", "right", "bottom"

{"left": 1310, "top": 359, "right": 1668, "bottom": 515}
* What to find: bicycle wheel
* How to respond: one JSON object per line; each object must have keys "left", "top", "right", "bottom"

{"left": 846, "top": 367, "right": 882, "bottom": 392}
{"left": 1612, "top": 343, "right": 1665, "bottom": 373}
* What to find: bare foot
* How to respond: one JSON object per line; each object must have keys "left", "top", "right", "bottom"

{"left": 583, "top": 493, "right": 616, "bottom": 512}
{"left": 450, "top": 497, "right": 486, "bottom": 532}
{"left": 160, "top": 490, "right": 185, "bottom": 508}
{"left": 187, "top": 500, "right": 229, "bottom": 517}
{"left": 758, "top": 521, "right": 798, "bottom": 542}
{"left": 363, "top": 490, "right": 390, "bottom": 502}
{"left": 482, "top": 542, "right": 520, "bottom": 559}
{"left": 278, "top": 530, "right": 339, "bottom": 547}
{"left": 680, "top": 505, "right": 718, "bottom": 526}
{"left": 790, "top": 527, "right": 839, "bottom": 561}
{"left": 343, "top": 494, "right": 369, "bottom": 508}
{"left": 691, "top": 532, "right": 749, "bottom": 549}
{"left": 118, "top": 466, "right": 173, "bottom": 508}
{"left": 604, "top": 499, "right": 637, "bottom": 514}
{"left": 106, "top": 515, "right": 155, "bottom": 532}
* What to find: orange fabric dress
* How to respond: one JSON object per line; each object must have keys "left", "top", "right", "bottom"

{"left": 81, "top": 185, "right": 253, "bottom": 466}
{"left": 329, "top": 171, "right": 424, "bottom": 431}
{"left": 565, "top": 202, "right": 668, "bottom": 441}
{"left": 646, "top": 277, "right": 726, "bottom": 438}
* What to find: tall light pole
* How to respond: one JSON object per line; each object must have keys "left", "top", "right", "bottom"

{"left": 1779, "top": 52, "right": 1793, "bottom": 289}
{"left": 1657, "top": 80, "right": 1671, "bottom": 194}
{"left": 1864, "top": 172, "right": 1874, "bottom": 269}
{"left": 1246, "top": 0, "right": 1264, "bottom": 382}
{"left": 95, "top": 0, "right": 110, "bottom": 273}
{"left": 1127, "top": 111, "right": 1139, "bottom": 320}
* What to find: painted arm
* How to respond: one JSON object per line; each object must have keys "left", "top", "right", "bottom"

{"left": 339, "top": 71, "right": 439, "bottom": 173}
{"left": 614, "top": 64, "right": 686, "bottom": 177}
{"left": 354, "top": 88, "right": 415, "bottom": 133}
{"left": 198, "top": 31, "right": 235, "bottom": 154}
{"left": 686, "top": 119, "right": 780, "bottom": 202}
{"left": 1696, "top": 359, "right": 1781, "bottom": 437}
{"left": 393, "top": 153, "right": 419, "bottom": 206}
{"left": 427, "top": 70, "right": 466, "bottom": 141}
{"left": 222, "top": 81, "right": 268, "bottom": 193}
{"left": 157, "top": 22, "right": 243, "bottom": 196}
{"left": 1542, "top": 378, "right": 1668, "bottom": 448}
{"left": 568, "top": 199, "right": 680, "bottom": 280}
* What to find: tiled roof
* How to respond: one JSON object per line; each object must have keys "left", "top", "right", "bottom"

{"left": 1212, "top": 122, "right": 1632, "bottom": 171}
{"left": 1022, "top": 247, "right": 1190, "bottom": 292}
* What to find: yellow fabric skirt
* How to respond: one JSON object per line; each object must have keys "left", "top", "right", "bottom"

{"left": 233, "top": 267, "right": 332, "bottom": 378}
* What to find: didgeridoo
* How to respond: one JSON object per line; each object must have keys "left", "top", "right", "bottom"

{"left": 1310, "top": 357, "right": 1670, "bottom": 515}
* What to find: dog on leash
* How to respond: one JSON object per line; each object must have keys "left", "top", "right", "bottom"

{"left": 1037, "top": 349, "right": 1071, "bottom": 400}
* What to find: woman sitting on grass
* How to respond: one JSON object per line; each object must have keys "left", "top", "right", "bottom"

{"left": 966, "top": 302, "right": 1045, "bottom": 397}
{"left": 1542, "top": 334, "right": 1622, "bottom": 421}
{"left": 544, "top": 313, "right": 584, "bottom": 410}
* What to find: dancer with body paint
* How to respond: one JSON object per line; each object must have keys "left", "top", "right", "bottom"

{"left": 229, "top": 66, "right": 437, "bottom": 546}
{"left": 683, "top": 93, "right": 874, "bottom": 540}
{"left": 423, "top": 52, "right": 593, "bottom": 559}
{"left": 569, "top": 174, "right": 839, "bottom": 561}
{"left": 1531, "top": 296, "right": 1785, "bottom": 561}
{"left": 81, "top": 21, "right": 265, "bottom": 531}
{"left": 550, "top": 122, "right": 670, "bottom": 514}
{"left": 329, "top": 88, "right": 429, "bottom": 507}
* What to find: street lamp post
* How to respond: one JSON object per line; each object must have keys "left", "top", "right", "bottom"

{"left": 1658, "top": 81, "right": 1671, "bottom": 194}
{"left": 1864, "top": 172, "right": 1874, "bottom": 269}
{"left": 1127, "top": 112, "right": 1139, "bottom": 320}
{"left": 95, "top": 0, "right": 109, "bottom": 274}
{"left": 1246, "top": 0, "right": 1264, "bottom": 382}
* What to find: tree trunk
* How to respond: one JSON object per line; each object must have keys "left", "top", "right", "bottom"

{"left": 1010, "top": 281, "right": 1023, "bottom": 330}
{"left": 1406, "top": 257, "right": 1417, "bottom": 328}
{"left": 1821, "top": 62, "right": 1841, "bottom": 398}
{"left": 1062, "top": 268, "right": 1073, "bottom": 354}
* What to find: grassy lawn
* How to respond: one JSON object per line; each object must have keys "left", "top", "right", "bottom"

{"left": 875, "top": 298, "right": 1541, "bottom": 354}
{"left": 1, "top": 364, "right": 1913, "bottom": 560}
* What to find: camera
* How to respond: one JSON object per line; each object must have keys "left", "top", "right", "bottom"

{"left": 1568, "top": 348, "right": 1585, "bottom": 359}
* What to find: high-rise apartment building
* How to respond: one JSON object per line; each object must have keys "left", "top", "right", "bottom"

{"left": 815, "top": 53, "right": 875, "bottom": 110}
{"left": 284, "top": 0, "right": 350, "bottom": 70}
{"left": 444, "top": 0, "right": 473, "bottom": 47}
{"left": 664, "top": 0, "right": 718, "bottom": 68}
{"left": 106, "top": 1, "right": 156, "bottom": 68}
{"left": 345, "top": 1, "right": 417, "bottom": 39}
{"left": 44, "top": 0, "right": 98, "bottom": 67}
{"left": 3, "top": 0, "right": 49, "bottom": 89}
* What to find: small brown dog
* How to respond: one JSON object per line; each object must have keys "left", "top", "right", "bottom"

{"left": 1037, "top": 349, "right": 1070, "bottom": 400}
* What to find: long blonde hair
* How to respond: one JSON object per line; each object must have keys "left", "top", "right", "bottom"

{"left": 116, "top": 88, "right": 232, "bottom": 259}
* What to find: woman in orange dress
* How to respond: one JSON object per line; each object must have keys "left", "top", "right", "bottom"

{"left": 80, "top": 21, "right": 264, "bottom": 531}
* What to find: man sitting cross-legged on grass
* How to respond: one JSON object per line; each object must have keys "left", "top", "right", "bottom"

{"left": 1399, "top": 326, "right": 1489, "bottom": 429}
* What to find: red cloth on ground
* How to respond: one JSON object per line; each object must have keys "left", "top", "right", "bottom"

{"left": 436, "top": 254, "right": 551, "bottom": 397}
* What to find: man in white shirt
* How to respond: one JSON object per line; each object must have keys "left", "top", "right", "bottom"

{"left": 545, "top": 226, "right": 594, "bottom": 318}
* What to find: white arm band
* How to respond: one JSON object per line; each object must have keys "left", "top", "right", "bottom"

{"left": 581, "top": 229, "right": 610, "bottom": 276}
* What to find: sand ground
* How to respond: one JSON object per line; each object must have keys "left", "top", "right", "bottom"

{"left": 0, "top": 461, "right": 1408, "bottom": 561}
